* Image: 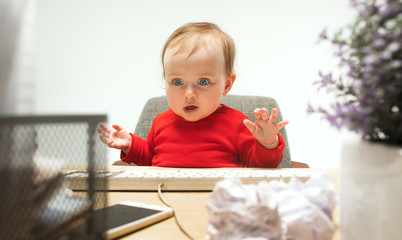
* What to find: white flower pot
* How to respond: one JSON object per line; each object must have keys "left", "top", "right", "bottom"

{"left": 341, "top": 138, "right": 402, "bottom": 240}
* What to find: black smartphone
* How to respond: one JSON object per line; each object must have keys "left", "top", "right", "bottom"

{"left": 104, "top": 201, "right": 173, "bottom": 239}
{"left": 68, "top": 201, "right": 173, "bottom": 239}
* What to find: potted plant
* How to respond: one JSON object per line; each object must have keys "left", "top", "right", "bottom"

{"left": 308, "top": 0, "right": 401, "bottom": 144}
{"left": 308, "top": 0, "right": 401, "bottom": 239}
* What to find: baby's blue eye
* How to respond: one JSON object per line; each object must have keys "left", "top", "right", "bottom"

{"left": 173, "top": 79, "right": 183, "bottom": 86}
{"left": 198, "top": 79, "right": 209, "bottom": 86}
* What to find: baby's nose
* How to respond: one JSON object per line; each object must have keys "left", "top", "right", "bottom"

{"left": 184, "top": 86, "right": 197, "bottom": 99}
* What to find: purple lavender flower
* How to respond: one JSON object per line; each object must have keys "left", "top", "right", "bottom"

{"left": 316, "top": 28, "right": 327, "bottom": 44}
{"left": 306, "top": 103, "right": 314, "bottom": 115}
{"left": 308, "top": 0, "right": 402, "bottom": 145}
{"left": 334, "top": 43, "right": 345, "bottom": 57}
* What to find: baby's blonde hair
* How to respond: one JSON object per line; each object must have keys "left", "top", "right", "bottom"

{"left": 162, "top": 22, "right": 235, "bottom": 76}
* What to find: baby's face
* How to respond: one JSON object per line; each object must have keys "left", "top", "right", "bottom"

{"left": 164, "top": 45, "right": 234, "bottom": 122}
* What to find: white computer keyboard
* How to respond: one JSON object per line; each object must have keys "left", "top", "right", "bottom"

{"left": 62, "top": 168, "right": 315, "bottom": 191}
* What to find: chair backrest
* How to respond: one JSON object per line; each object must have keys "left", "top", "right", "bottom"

{"left": 134, "top": 95, "right": 291, "bottom": 168}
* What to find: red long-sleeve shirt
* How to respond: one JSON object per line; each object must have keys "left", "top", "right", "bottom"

{"left": 121, "top": 104, "right": 285, "bottom": 168}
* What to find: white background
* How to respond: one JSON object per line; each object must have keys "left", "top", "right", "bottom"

{"left": 36, "top": 0, "right": 358, "bottom": 166}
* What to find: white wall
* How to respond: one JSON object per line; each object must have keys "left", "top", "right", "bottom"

{"left": 36, "top": 0, "right": 358, "bottom": 167}
{"left": 1, "top": 0, "right": 35, "bottom": 113}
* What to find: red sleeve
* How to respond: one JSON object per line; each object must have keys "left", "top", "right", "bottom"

{"left": 120, "top": 133, "right": 154, "bottom": 166}
{"left": 246, "top": 134, "right": 285, "bottom": 168}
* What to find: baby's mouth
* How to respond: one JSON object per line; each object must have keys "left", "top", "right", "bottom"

{"left": 184, "top": 105, "right": 198, "bottom": 112}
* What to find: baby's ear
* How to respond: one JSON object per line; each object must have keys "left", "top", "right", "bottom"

{"left": 223, "top": 73, "right": 236, "bottom": 95}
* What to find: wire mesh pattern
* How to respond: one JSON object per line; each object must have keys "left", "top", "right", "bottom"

{"left": 0, "top": 115, "right": 108, "bottom": 240}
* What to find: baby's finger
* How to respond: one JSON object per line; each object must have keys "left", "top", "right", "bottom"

{"left": 99, "top": 134, "right": 108, "bottom": 144}
{"left": 260, "top": 108, "right": 269, "bottom": 121}
{"left": 100, "top": 123, "right": 111, "bottom": 133}
{"left": 276, "top": 120, "right": 289, "bottom": 129}
{"left": 253, "top": 108, "right": 262, "bottom": 120}
{"left": 243, "top": 119, "right": 257, "bottom": 134}
{"left": 97, "top": 127, "right": 106, "bottom": 136}
{"left": 103, "top": 131, "right": 110, "bottom": 139}
{"left": 112, "top": 124, "right": 124, "bottom": 132}
{"left": 269, "top": 108, "right": 278, "bottom": 123}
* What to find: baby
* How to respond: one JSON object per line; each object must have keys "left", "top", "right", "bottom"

{"left": 98, "top": 22, "right": 289, "bottom": 168}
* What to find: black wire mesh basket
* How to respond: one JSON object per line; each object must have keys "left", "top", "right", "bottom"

{"left": 0, "top": 114, "right": 108, "bottom": 240}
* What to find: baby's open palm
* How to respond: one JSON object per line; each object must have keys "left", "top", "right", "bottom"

{"left": 97, "top": 124, "right": 131, "bottom": 153}
{"left": 243, "top": 108, "right": 289, "bottom": 149}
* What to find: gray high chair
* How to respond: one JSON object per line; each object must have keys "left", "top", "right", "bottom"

{"left": 113, "top": 95, "right": 309, "bottom": 168}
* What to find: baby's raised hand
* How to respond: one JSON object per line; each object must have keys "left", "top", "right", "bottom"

{"left": 97, "top": 123, "right": 131, "bottom": 153}
{"left": 243, "top": 108, "right": 289, "bottom": 149}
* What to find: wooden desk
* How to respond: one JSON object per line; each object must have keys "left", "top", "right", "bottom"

{"left": 104, "top": 168, "right": 340, "bottom": 240}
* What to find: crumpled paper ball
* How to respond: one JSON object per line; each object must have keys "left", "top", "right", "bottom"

{"left": 206, "top": 178, "right": 283, "bottom": 240}
{"left": 206, "top": 171, "right": 338, "bottom": 240}
{"left": 270, "top": 171, "right": 337, "bottom": 240}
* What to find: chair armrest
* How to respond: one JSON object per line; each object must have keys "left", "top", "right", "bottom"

{"left": 291, "top": 161, "right": 310, "bottom": 168}
{"left": 112, "top": 160, "right": 129, "bottom": 166}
